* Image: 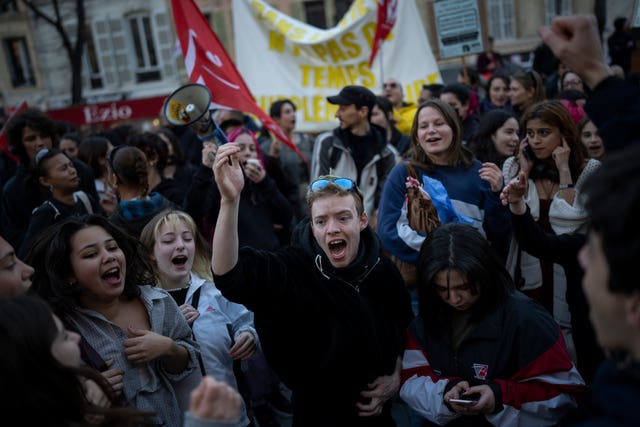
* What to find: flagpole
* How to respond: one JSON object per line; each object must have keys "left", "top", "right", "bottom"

{"left": 379, "top": 44, "right": 384, "bottom": 85}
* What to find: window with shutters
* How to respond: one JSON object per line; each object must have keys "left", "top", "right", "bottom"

{"left": 486, "top": 0, "right": 515, "bottom": 40}
{"left": 3, "top": 37, "right": 35, "bottom": 87}
{"left": 545, "top": 0, "right": 571, "bottom": 25}
{"left": 153, "top": 12, "right": 177, "bottom": 79}
{"left": 127, "top": 13, "right": 161, "bottom": 83}
{"left": 0, "top": 1, "right": 17, "bottom": 13}
{"left": 85, "top": 24, "right": 103, "bottom": 89}
{"left": 304, "top": 1, "right": 326, "bottom": 28}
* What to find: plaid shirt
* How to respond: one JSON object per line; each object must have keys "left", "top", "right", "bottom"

{"left": 68, "top": 285, "right": 200, "bottom": 426}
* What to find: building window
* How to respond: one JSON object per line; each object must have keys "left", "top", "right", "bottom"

{"left": 3, "top": 37, "right": 35, "bottom": 87}
{"left": 0, "top": 1, "right": 18, "bottom": 14}
{"left": 304, "top": 1, "right": 326, "bottom": 29}
{"left": 85, "top": 25, "right": 103, "bottom": 89}
{"left": 545, "top": 0, "right": 571, "bottom": 25}
{"left": 486, "top": 0, "right": 515, "bottom": 40}
{"left": 128, "top": 14, "right": 161, "bottom": 83}
{"left": 334, "top": 0, "right": 352, "bottom": 24}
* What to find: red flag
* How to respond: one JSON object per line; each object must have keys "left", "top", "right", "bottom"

{"left": 368, "top": 0, "right": 398, "bottom": 67}
{"left": 171, "top": 0, "right": 305, "bottom": 161}
{"left": 0, "top": 100, "right": 28, "bottom": 163}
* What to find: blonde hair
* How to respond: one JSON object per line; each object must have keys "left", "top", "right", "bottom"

{"left": 140, "top": 210, "right": 213, "bottom": 288}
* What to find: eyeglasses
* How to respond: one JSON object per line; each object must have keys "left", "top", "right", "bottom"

{"left": 383, "top": 82, "right": 398, "bottom": 89}
{"left": 309, "top": 177, "right": 360, "bottom": 193}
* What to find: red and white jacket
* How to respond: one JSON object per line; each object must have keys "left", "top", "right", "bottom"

{"left": 400, "top": 291, "right": 585, "bottom": 426}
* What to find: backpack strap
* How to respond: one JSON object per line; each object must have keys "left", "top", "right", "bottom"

{"left": 187, "top": 285, "right": 207, "bottom": 376}
{"left": 74, "top": 191, "right": 93, "bottom": 214}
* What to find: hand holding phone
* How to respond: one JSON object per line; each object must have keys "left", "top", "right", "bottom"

{"left": 449, "top": 393, "right": 481, "bottom": 405}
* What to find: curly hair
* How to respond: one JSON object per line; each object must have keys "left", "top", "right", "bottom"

{"left": 5, "top": 108, "right": 56, "bottom": 164}
{"left": 26, "top": 215, "right": 155, "bottom": 316}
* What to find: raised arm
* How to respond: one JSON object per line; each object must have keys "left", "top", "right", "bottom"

{"left": 211, "top": 143, "right": 244, "bottom": 276}
{"left": 538, "top": 15, "right": 611, "bottom": 90}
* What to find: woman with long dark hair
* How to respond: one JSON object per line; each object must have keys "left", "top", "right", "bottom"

{"left": 399, "top": 223, "right": 584, "bottom": 426}
{"left": 0, "top": 295, "right": 151, "bottom": 426}
{"left": 468, "top": 109, "right": 519, "bottom": 168}
{"left": 26, "top": 214, "right": 200, "bottom": 426}
{"left": 502, "top": 100, "right": 599, "bottom": 347}
{"left": 0, "top": 295, "right": 243, "bottom": 426}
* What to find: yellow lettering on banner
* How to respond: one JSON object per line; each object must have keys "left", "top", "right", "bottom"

{"left": 290, "top": 27, "right": 308, "bottom": 41}
{"left": 251, "top": 1, "right": 265, "bottom": 15}
{"left": 327, "top": 66, "right": 348, "bottom": 89}
{"left": 300, "top": 65, "right": 312, "bottom": 86}
{"left": 403, "top": 74, "right": 441, "bottom": 103}
{"left": 314, "top": 67, "right": 327, "bottom": 88}
{"left": 362, "top": 22, "right": 377, "bottom": 47}
{"left": 341, "top": 33, "right": 361, "bottom": 58}
{"left": 264, "top": 10, "right": 278, "bottom": 25}
{"left": 275, "top": 18, "right": 294, "bottom": 35}
{"left": 269, "top": 31, "right": 285, "bottom": 52}
{"left": 299, "top": 62, "right": 376, "bottom": 88}
{"left": 358, "top": 62, "right": 375, "bottom": 86}
{"left": 258, "top": 95, "right": 339, "bottom": 124}
{"left": 326, "top": 40, "right": 348, "bottom": 62}
{"left": 345, "top": 65, "right": 358, "bottom": 83}
{"left": 311, "top": 44, "right": 328, "bottom": 61}
{"left": 355, "top": 0, "right": 368, "bottom": 15}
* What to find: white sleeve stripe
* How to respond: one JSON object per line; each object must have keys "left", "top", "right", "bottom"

{"left": 396, "top": 202, "right": 426, "bottom": 251}
{"left": 402, "top": 349, "right": 430, "bottom": 369}
{"left": 487, "top": 394, "right": 577, "bottom": 427}
{"left": 400, "top": 375, "right": 459, "bottom": 425}
{"left": 519, "top": 365, "right": 585, "bottom": 386}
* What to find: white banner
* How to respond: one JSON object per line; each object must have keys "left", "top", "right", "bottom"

{"left": 233, "top": 0, "right": 442, "bottom": 132}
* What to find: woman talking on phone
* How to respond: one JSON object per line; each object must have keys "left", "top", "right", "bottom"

{"left": 502, "top": 100, "right": 599, "bottom": 351}
{"left": 399, "top": 223, "right": 584, "bottom": 427}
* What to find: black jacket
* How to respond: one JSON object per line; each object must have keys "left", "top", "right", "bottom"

{"left": 1, "top": 159, "right": 98, "bottom": 249}
{"left": 214, "top": 220, "right": 413, "bottom": 426}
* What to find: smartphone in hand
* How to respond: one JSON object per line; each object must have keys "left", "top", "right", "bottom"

{"left": 449, "top": 393, "right": 481, "bottom": 405}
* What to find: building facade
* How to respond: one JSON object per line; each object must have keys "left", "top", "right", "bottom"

{"left": 0, "top": 0, "right": 633, "bottom": 113}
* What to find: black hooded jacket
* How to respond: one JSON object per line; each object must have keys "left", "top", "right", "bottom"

{"left": 214, "top": 219, "right": 413, "bottom": 426}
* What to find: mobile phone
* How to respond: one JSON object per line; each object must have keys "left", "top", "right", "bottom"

{"left": 449, "top": 393, "right": 481, "bottom": 405}
{"left": 523, "top": 144, "right": 535, "bottom": 160}
{"left": 520, "top": 137, "right": 534, "bottom": 160}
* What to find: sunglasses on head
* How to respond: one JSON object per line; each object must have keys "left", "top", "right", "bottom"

{"left": 310, "top": 177, "right": 359, "bottom": 193}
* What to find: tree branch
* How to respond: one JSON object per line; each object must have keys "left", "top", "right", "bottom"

{"left": 21, "top": 0, "right": 57, "bottom": 28}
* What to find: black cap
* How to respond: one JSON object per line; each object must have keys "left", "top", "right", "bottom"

{"left": 327, "top": 85, "right": 376, "bottom": 111}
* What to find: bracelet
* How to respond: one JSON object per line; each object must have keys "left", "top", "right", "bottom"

{"left": 559, "top": 183, "right": 574, "bottom": 190}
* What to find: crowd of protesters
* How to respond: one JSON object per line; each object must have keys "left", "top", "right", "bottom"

{"left": 0, "top": 13, "right": 639, "bottom": 427}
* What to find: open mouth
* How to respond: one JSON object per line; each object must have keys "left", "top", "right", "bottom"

{"left": 172, "top": 255, "right": 188, "bottom": 268}
{"left": 101, "top": 267, "right": 121, "bottom": 285}
{"left": 328, "top": 239, "right": 347, "bottom": 258}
